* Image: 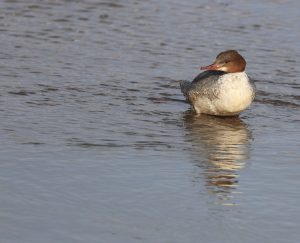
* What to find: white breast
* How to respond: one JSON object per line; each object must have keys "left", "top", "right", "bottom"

{"left": 194, "top": 72, "right": 255, "bottom": 115}
{"left": 215, "top": 72, "right": 254, "bottom": 114}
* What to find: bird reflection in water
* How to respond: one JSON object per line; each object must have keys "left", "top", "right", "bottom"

{"left": 183, "top": 112, "right": 252, "bottom": 205}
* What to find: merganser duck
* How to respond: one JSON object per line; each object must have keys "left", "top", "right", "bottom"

{"left": 180, "top": 50, "right": 255, "bottom": 116}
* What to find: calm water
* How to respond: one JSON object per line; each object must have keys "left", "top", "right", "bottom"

{"left": 0, "top": 0, "right": 300, "bottom": 242}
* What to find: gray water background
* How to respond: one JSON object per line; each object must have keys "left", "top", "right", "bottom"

{"left": 0, "top": 0, "right": 300, "bottom": 242}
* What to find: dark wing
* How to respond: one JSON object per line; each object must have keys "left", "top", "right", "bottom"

{"left": 192, "top": 70, "right": 226, "bottom": 83}
{"left": 180, "top": 71, "right": 226, "bottom": 103}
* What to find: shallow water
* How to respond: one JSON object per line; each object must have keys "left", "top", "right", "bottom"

{"left": 0, "top": 0, "right": 300, "bottom": 242}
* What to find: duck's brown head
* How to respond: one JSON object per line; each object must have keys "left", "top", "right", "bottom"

{"left": 200, "top": 50, "right": 246, "bottom": 73}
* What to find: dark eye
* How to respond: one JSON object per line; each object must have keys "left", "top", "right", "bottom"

{"left": 224, "top": 60, "right": 230, "bottom": 64}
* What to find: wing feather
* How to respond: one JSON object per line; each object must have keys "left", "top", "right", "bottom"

{"left": 180, "top": 71, "right": 226, "bottom": 102}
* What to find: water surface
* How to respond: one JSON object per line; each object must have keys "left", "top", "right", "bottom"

{"left": 0, "top": 0, "right": 300, "bottom": 242}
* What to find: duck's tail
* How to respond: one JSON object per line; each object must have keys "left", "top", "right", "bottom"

{"left": 179, "top": 80, "right": 191, "bottom": 99}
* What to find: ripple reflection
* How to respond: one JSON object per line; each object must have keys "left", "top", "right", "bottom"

{"left": 183, "top": 112, "right": 252, "bottom": 205}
